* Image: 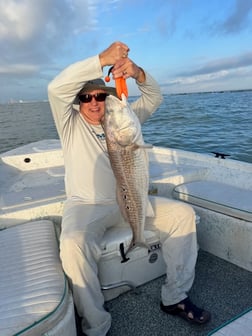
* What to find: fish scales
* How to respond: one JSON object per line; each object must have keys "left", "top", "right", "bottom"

{"left": 104, "top": 94, "right": 149, "bottom": 253}
{"left": 108, "top": 144, "right": 148, "bottom": 236}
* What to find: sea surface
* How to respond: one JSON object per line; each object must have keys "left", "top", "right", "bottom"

{"left": 0, "top": 90, "right": 252, "bottom": 163}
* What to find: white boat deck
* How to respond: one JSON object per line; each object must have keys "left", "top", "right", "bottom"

{"left": 0, "top": 140, "right": 252, "bottom": 335}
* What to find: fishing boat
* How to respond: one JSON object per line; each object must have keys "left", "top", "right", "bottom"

{"left": 0, "top": 139, "right": 251, "bottom": 336}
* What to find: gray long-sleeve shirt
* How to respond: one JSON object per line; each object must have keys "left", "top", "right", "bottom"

{"left": 48, "top": 55, "right": 162, "bottom": 204}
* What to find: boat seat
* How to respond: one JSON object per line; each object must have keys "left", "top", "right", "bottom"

{"left": 173, "top": 180, "right": 252, "bottom": 222}
{"left": 0, "top": 220, "right": 76, "bottom": 336}
{"left": 208, "top": 308, "right": 252, "bottom": 336}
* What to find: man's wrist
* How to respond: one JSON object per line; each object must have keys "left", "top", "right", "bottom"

{"left": 98, "top": 53, "right": 108, "bottom": 68}
{"left": 135, "top": 67, "right": 146, "bottom": 83}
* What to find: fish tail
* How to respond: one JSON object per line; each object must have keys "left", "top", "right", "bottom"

{"left": 125, "top": 239, "right": 149, "bottom": 256}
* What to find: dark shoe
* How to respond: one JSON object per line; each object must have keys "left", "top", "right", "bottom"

{"left": 160, "top": 297, "right": 211, "bottom": 324}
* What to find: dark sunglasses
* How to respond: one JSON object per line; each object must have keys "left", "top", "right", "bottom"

{"left": 79, "top": 93, "right": 108, "bottom": 103}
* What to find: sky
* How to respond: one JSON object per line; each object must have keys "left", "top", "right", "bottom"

{"left": 0, "top": 0, "right": 252, "bottom": 103}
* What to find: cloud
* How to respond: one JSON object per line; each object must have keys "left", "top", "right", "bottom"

{"left": 164, "top": 69, "right": 237, "bottom": 87}
{"left": 214, "top": 0, "right": 252, "bottom": 34}
{"left": 155, "top": 0, "right": 190, "bottom": 38}
{"left": 0, "top": 0, "right": 110, "bottom": 101}
{"left": 0, "top": 0, "right": 95, "bottom": 101}
{"left": 0, "top": 64, "right": 38, "bottom": 75}
{"left": 177, "top": 51, "right": 252, "bottom": 77}
{"left": 0, "top": 0, "right": 99, "bottom": 74}
{"left": 161, "top": 66, "right": 252, "bottom": 94}
{"left": 161, "top": 52, "right": 252, "bottom": 93}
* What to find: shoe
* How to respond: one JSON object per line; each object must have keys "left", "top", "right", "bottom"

{"left": 160, "top": 297, "right": 211, "bottom": 324}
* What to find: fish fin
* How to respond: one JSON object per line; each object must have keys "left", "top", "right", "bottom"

{"left": 139, "top": 143, "right": 153, "bottom": 149}
{"left": 132, "top": 142, "right": 153, "bottom": 151}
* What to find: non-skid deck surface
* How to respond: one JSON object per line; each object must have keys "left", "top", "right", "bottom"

{"left": 101, "top": 250, "right": 252, "bottom": 336}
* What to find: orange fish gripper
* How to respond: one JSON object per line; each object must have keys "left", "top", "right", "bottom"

{"left": 105, "top": 66, "right": 128, "bottom": 99}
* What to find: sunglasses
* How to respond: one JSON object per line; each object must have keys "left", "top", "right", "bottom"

{"left": 79, "top": 93, "right": 109, "bottom": 103}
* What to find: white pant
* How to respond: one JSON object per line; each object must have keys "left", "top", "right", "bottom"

{"left": 60, "top": 196, "right": 197, "bottom": 336}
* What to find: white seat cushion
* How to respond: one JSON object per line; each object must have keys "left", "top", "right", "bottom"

{"left": 173, "top": 181, "right": 252, "bottom": 222}
{"left": 209, "top": 308, "right": 252, "bottom": 335}
{"left": 0, "top": 220, "right": 69, "bottom": 336}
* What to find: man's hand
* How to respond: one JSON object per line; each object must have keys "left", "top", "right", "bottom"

{"left": 112, "top": 58, "right": 146, "bottom": 83}
{"left": 99, "top": 41, "right": 129, "bottom": 67}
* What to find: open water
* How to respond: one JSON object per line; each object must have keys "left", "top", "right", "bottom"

{"left": 0, "top": 90, "right": 252, "bottom": 163}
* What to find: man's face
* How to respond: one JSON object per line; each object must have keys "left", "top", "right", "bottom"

{"left": 79, "top": 90, "right": 107, "bottom": 125}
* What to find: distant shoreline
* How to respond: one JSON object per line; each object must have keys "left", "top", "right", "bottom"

{"left": 170, "top": 88, "right": 252, "bottom": 96}
{"left": 2, "top": 88, "right": 252, "bottom": 105}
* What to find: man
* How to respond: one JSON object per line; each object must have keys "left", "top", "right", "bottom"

{"left": 48, "top": 41, "right": 210, "bottom": 336}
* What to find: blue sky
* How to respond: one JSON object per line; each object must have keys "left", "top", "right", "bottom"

{"left": 0, "top": 0, "right": 252, "bottom": 102}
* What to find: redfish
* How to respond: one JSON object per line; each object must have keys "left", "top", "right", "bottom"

{"left": 104, "top": 94, "right": 151, "bottom": 255}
